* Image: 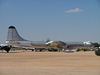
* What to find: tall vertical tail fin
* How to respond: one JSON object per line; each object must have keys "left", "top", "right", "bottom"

{"left": 6, "top": 26, "right": 27, "bottom": 42}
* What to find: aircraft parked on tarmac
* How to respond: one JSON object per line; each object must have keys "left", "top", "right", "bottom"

{"left": 4, "top": 26, "right": 93, "bottom": 53}
{"left": 5, "top": 26, "right": 67, "bottom": 52}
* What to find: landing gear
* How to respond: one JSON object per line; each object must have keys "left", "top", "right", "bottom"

{"left": 0, "top": 46, "right": 11, "bottom": 53}
{"left": 5, "top": 49, "right": 10, "bottom": 53}
{"left": 5, "top": 47, "right": 10, "bottom": 53}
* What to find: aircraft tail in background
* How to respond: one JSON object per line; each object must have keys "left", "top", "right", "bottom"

{"left": 6, "top": 26, "right": 46, "bottom": 46}
{"left": 6, "top": 26, "right": 27, "bottom": 43}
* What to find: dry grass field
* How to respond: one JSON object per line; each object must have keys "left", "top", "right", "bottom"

{"left": 0, "top": 50, "right": 100, "bottom": 75}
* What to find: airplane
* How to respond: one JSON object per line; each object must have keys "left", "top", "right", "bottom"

{"left": 5, "top": 26, "right": 93, "bottom": 53}
{"left": 0, "top": 44, "right": 12, "bottom": 53}
{"left": 5, "top": 26, "right": 68, "bottom": 52}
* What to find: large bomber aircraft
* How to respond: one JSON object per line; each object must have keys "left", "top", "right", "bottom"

{"left": 5, "top": 26, "right": 94, "bottom": 53}
{"left": 5, "top": 26, "right": 67, "bottom": 52}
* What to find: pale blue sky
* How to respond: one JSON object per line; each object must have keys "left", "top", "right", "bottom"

{"left": 0, "top": 0, "right": 100, "bottom": 43}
